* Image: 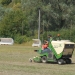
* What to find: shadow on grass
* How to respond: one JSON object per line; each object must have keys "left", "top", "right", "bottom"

{"left": 70, "top": 63, "right": 75, "bottom": 65}
{"left": 42, "top": 62, "right": 75, "bottom": 65}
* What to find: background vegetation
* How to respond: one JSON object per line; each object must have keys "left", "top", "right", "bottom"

{"left": 0, "top": 0, "right": 75, "bottom": 43}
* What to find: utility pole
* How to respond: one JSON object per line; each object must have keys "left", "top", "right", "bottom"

{"left": 21, "top": 0, "right": 23, "bottom": 35}
{"left": 38, "top": 8, "right": 41, "bottom": 39}
{"left": 70, "top": 20, "right": 72, "bottom": 40}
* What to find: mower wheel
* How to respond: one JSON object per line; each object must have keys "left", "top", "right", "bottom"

{"left": 58, "top": 59, "right": 64, "bottom": 65}
{"left": 41, "top": 56, "right": 47, "bottom": 63}
{"left": 29, "top": 58, "right": 33, "bottom": 62}
{"left": 65, "top": 58, "right": 72, "bottom": 64}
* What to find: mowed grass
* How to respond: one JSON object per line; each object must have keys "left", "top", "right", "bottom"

{"left": 0, "top": 45, "right": 75, "bottom": 75}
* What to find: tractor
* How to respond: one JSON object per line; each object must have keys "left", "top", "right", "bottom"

{"left": 30, "top": 40, "right": 75, "bottom": 65}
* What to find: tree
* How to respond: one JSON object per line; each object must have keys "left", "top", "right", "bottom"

{"left": 0, "top": 9, "right": 29, "bottom": 37}
{"left": 0, "top": 0, "right": 75, "bottom": 43}
{"left": 40, "top": 0, "right": 75, "bottom": 31}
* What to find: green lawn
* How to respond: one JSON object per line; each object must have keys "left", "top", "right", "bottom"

{"left": 0, "top": 45, "right": 75, "bottom": 75}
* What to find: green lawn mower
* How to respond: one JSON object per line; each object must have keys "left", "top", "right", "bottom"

{"left": 30, "top": 40, "right": 75, "bottom": 65}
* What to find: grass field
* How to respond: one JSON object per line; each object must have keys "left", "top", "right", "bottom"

{"left": 0, "top": 45, "right": 75, "bottom": 75}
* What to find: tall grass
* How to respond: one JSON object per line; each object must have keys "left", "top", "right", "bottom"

{"left": 0, "top": 45, "right": 75, "bottom": 75}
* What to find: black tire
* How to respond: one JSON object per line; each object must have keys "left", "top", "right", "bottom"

{"left": 41, "top": 56, "right": 47, "bottom": 63}
{"left": 65, "top": 58, "right": 72, "bottom": 64}
{"left": 58, "top": 59, "right": 64, "bottom": 65}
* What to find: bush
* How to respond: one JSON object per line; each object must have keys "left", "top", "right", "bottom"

{"left": 40, "top": 27, "right": 75, "bottom": 43}
{"left": 14, "top": 34, "right": 32, "bottom": 44}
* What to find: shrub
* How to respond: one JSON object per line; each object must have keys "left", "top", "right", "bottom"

{"left": 14, "top": 34, "right": 32, "bottom": 44}
{"left": 40, "top": 27, "right": 75, "bottom": 43}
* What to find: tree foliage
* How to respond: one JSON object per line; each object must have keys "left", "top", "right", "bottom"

{"left": 0, "top": 5, "right": 5, "bottom": 21}
{"left": 0, "top": 0, "right": 75, "bottom": 43}
{"left": 0, "top": 10, "right": 29, "bottom": 37}
{"left": 1, "top": 0, "right": 12, "bottom": 5}
{"left": 21, "top": 0, "right": 75, "bottom": 31}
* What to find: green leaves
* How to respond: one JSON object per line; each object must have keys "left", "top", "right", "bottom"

{"left": 0, "top": 9, "right": 28, "bottom": 36}
{"left": 0, "top": 0, "right": 75, "bottom": 43}
{"left": 1, "top": 0, "right": 12, "bottom": 5}
{"left": 0, "top": 5, "right": 5, "bottom": 21}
